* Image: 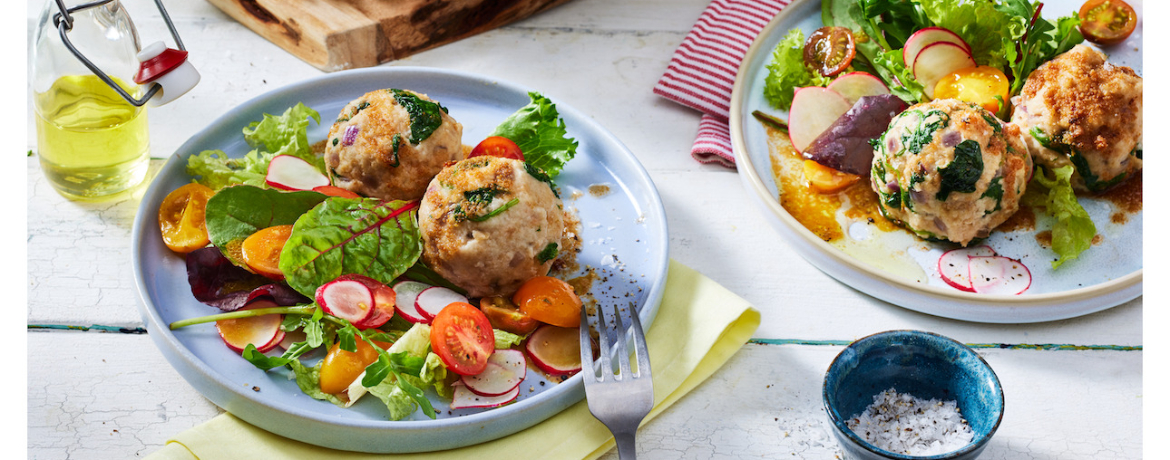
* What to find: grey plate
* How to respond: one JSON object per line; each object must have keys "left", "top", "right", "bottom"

{"left": 731, "top": 0, "right": 1142, "bottom": 323}
{"left": 131, "top": 67, "right": 669, "bottom": 453}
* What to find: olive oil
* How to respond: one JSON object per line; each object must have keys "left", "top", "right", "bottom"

{"left": 34, "top": 74, "right": 149, "bottom": 199}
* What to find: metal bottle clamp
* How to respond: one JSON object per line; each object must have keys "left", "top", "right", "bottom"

{"left": 51, "top": 0, "right": 186, "bottom": 107}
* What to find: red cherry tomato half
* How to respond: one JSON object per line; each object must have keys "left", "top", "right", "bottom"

{"left": 468, "top": 136, "right": 524, "bottom": 161}
{"left": 1079, "top": 0, "right": 1137, "bottom": 45}
{"left": 312, "top": 185, "right": 362, "bottom": 199}
{"left": 429, "top": 302, "right": 495, "bottom": 376}
{"left": 803, "top": 27, "right": 856, "bottom": 77}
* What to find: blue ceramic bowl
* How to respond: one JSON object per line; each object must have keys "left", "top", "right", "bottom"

{"left": 823, "top": 330, "right": 1004, "bottom": 460}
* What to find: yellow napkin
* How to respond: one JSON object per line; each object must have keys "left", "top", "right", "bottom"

{"left": 147, "top": 260, "right": 760, "bottom": 460}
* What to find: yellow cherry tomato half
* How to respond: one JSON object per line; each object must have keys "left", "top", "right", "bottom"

{"left": 158, "top": 183, "right": 214, "bottom": 253}
{"left": 933, "top": 66, "right": 1010, "bottom": 115}
{"left": 241, "top": 225, "right": 294, "bottom": 280}
{"left": 513, "top": 276, "right": 583, "bottom": 328}
{"left": 480, "top": 296, "right": 540, "bottom": 336}
{"left": 319, "top": 339, "right": 392, "bottom": 395}
{"left": 803, "top": 160, "right": 860, "bottom": 194}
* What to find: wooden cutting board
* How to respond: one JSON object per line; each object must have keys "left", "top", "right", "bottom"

{"left": 205, "top": 0, "right": 573, "bottom": 72}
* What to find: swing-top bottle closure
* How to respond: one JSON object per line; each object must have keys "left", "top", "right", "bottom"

{"left": 52, "top": 0, "right": 198, "bottom": 107}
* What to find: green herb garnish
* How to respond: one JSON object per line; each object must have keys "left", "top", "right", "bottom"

{"left": 936, "top": 140, "right": 983, "bottom": 201}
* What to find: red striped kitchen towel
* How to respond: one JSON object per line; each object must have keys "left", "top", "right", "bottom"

{"left": 654, "top": 0, "right": 789, "bottom": 168}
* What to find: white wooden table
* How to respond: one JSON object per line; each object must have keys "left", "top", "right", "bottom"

{"left": 26, "top": 0, "right": 1144, "bottom": 458}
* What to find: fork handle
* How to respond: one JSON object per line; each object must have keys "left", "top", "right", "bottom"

{"left": 614, "top": 430, "right": 638, "bottom": 459}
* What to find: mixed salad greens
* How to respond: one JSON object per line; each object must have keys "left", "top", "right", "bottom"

{"left": 757, "top": 0, "right": 1137, "bottom": 272}
{"left": 162, "top": 91, "right": 587, "bottom": 420}
{"left": 769, "top": 0, "right": 1083, "bottom": 110}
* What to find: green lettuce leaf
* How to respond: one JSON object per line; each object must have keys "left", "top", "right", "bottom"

{"left": 489, "top": 92, "right": 579, "bottom": 179}
{"left": 422, "top": 353, "right": 453, "bottom": 400}
{"left": 186, "top": 103, "right": 322, "bottom": 190}
{"left": 493, "top": 329, "right": 525, "bottom": 349}
{"left": 870, "top": 48, "right": 928, "bottom": 104}
{"left": 918, "top": 0, "right": 1027, "bottom": 70}
{"left": 763, "top": 29, "right": 833, "bottom": 111}
{"left": 204, "top": 185, "right": 328, "bottom": 267}
{"left": 388, "top": 323, "right": 432, "bottom": 358}
{"left": 1024, "top": 166, "right": 1096, "bottom": 268}
{"left": 186, "top": 149, "right": 271, "bottom": 190}
{"left": 278, "top": 198, "right": 422, "bottom": 297}
{"left": 243, "top": 102, "right": 324, "bottom": 171}
{"left": 286, "top": 360, "right": 346, "bottom": 406}
{"left": 365, "top": 377, "right": 423, "bottom": 421}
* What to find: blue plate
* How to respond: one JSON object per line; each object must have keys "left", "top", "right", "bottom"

{"left": 131, "top": 67, "right": 669, "bottom": 453}
{"left": 731, "top": 0, "right": 1142, "bottom": 323}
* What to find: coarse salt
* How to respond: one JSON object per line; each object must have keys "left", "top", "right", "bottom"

{"left": 845, "top": 388, "right": 974, "bottom": 456}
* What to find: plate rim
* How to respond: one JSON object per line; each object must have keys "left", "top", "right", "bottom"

{"left": 728, "top": 0, "right": 1142, "bottom": 322}
{"left": 130, "top": 65, "right": 670, "bottom": 452}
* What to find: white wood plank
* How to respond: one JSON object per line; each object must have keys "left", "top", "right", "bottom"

{"left": 27, "top": 332, "right": 222, "bottom": 460}
{"left": 29, "top": 333, "right": 1140, "bottom": 459}
{"left": 599, "top": 343, "right": 1141, "bottom": 459}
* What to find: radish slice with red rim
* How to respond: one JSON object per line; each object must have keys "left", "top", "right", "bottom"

{"left": 526, "top": 325, "right": 582, "bottom": 375}
{"left": 461, "top": 362, "right": 523, "bottom": 397}
{"left": 392, "top": 281, "right": 431, "bottom": 323}
{"left": 265, "top": 154, "right": 330, "bottom": 191}
{"left": 450, "top": 381, "right": 520, "bottom": 409}
{"left": 215, "top": 298, "right": 284, "bottom": 353}
{"left": 315, "top": 279, "right": 375, "bottom": 324}
{"left": 415, "top": 286, "right": 469, "bottom": 320}
{"left": 336, "top": 274, "right": 396, "bottom": 329}
{"left": 938, "top": 246, "right": 997, "bottom": 292}
{"left": 969, "top": 255, "right": 1032, "bottom": 295}
{"left": 279, "top": 328, "right": 308, "bottom": 350}
{"left": 261, "top": 328, "right": 286, "bottom": 353}
{"left": 488, "top": 349, "right": 527, "bottom": 380}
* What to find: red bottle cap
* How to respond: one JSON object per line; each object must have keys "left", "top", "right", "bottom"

{"left": 134, "top": 47, "right": 188, "bottom": 84}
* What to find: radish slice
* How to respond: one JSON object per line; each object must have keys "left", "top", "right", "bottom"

{"left": 969, "top": 255, "right": 1032, "bottom": 295}
{"left": 526, "top": 325, "right": 582, "bottom": 375}
{"left": 265, "top": 154, "right": 330, "bottom": 191}
{"left": 461, "top": 362, "right": 523, "bottom": 397}
{"left": 262, "top": 328, "right": 286, "bottom": 352}
{"left": 903, "top": 27, "right": 972, "bottom": 71}
{"left": 415, "top": 286, "right": 469, "bottom": 321}
{"left": 450, "top": 381, "right": 520, "bottom": 409}
{"left": 912, "top": 42, "right": 976, "bottom": 98}
{"left": 826, "top": 72, "right": 890, "bottom": 104}
{"left": 392, "top": 281, "right": 431, "bottom": 323}
{"left": 316, "top": 279, "right": 375, "bottom": 324}
{"left": 279, "top": 328, "right": 308, "bottom": 350}
{"left": 938, "top": 246, "right": 998, "bottom": 292}
{"left": 336, "top": 274, "right": 396, "bottom": 329}
{"left": 488, "top": 349, "right": 528, "bottom": 380}
{"left": 788, "top": 87, "right": 853, "bottom": 153}
{"left": 216, "top": 298, "right": 284, "bottom": 353}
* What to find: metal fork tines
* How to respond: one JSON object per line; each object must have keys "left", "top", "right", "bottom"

{"left": 580, "top": 301, "right": 653, "bottom": 460}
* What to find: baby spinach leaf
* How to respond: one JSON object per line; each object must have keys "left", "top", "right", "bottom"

{"left": 390, "top": 89, "right": 446, "bottom": 145}
{"left": 279, "top": 198, "right": 423, "bottom": 297}
{"left": 204, "top": 185, "right": 328, "bottom": 267}
{"left": 936, "top": 140, "right": 984, "bottom": 201}
{"left": 982, "top": 177, "right": 1005, "bottom": 214}
{"left": 537, "top": 242, "right": 559, "bottom": 263}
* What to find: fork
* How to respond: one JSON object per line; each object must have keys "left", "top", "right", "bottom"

{"left": 579, "top": 300, "right": 653, "bottom": 459}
